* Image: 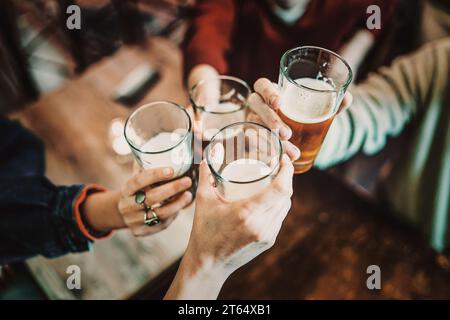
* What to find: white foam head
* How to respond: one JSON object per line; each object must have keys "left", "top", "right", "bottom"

{"left": 280, "top": 78, "right": 337, "bottom": 124}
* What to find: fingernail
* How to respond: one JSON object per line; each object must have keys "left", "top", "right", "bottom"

{"left": 280, "top": 126, "right": 291, "bottom": 138}
{"left": 163, "top": 168, "right": 173, "bottom": 177}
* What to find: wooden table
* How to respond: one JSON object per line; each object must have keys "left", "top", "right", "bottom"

{"left": 11, "top": 37, "right": 195, "bottom": 299}
{"left": 134, "top": 170, "right": 450, "bottom": 300}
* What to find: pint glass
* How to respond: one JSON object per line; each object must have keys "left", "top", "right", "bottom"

{"left": 278, "top": 46, "right": 353, "bottom": 174}
{"left": 206, "top": 122, "right": 282, "bottom": 202}
{"left": 124, "top": 101, "right": 197, "bottom": 200}
{"left": 190, "top": 76, "right": 251, "bottom": 150}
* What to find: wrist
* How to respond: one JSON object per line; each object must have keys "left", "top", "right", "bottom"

{"left": 165, "top": 246, "right": 230, "bottom": 300}
{"left": 81, "top": 190, "right": 125, "bottom": 233}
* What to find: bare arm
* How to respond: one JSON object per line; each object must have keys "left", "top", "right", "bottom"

{"left": 165, "top": 157, "right": 294, "bottom": 299}
{"left": 338, "top": 30, "right": 375, "bottom": 78}
{"left": 316, "top": 39, "right": 449, "bottom": 169}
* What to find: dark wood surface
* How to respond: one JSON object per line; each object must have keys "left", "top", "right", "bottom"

{"left": 134, "top": 170, "right": 450, "bottom": 300}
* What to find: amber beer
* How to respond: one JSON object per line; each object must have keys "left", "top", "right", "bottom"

{"left": 278, "top": 77, "right": 337, "bottom": 174}
{"left": 278, "top": 46, "right": 353, "bottom": 174}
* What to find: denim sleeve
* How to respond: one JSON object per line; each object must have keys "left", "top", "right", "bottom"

{"left": 0, "top": 176, "right": 92, "bottom": 265}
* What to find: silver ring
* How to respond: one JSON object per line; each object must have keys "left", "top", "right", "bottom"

{"left": 144, "top": 207, "right": 160, "bottom": 226}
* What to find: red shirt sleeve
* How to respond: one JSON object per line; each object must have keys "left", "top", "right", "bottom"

{"left": 182, "top": 0, "right": 236, "bottom": 81}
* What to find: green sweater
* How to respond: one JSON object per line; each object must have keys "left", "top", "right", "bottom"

{"left": 316, "top": 38, "right": 450, "bottom": 252}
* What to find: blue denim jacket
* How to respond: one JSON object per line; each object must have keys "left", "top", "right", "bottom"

{"left": 0, "top": 118, "right": 92, "bottom": 265}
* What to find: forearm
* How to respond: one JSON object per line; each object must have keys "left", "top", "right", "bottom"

{"left": 165, "top": 248, "right": 229, "bottom": 300}
{"left": 316, "top": 41, "right": 439, "bottom": 169}
{"left": 339, "top": 30, "right": 375, "bottom": 77}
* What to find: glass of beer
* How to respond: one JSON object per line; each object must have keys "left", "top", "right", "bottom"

{"left": 278, "top": 46, "right": 353, "bottom": 174}
{"left": 206, "top": 122, "right": 282, "bottom": 201}
{"left": 189, "top": 76, "right": 251, "bottom": 150}
{"left": 124, "top": 101, "right": 197, "bottom": 200}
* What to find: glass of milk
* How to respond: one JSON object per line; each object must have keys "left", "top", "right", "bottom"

{"left": 124, "top": 101, "right": 196, "bottom": 197}
{"left": 206, "top": 122, "right": 282, "bottom": 202}
{"left": 189, "top": 76, "right": 251, "bottom": 145}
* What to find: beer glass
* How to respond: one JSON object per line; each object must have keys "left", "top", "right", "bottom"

{"left": 206, "top": 122, "right": 282, "bottom": 201}
{"left": 190, "top": 76, "right": 251, "bottom": 150}
{"left": 124, "top": 101, "right": 197, "bottom": 199}
{"left": 278, "top": 46, "right": 353, "bottom": 174}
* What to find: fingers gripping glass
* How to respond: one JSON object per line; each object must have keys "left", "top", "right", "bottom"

{"left": 124, "top": 101, "right": 197, "bottom": 202}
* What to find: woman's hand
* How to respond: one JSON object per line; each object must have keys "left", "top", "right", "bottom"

{"left": 165, "top": 155, "right": 294, "bottom": 299}
{"left": 117, "top": 167, "right": 193, "bottom": 236}
{"left": 82, "top": 167, "right": 193, "bottom": 237}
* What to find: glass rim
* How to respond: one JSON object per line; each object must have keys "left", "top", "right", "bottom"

{"left": 279, "top": 45, "right": 353, "bottom": 93}
{"left": 124, "top": 100, "right": 192, "bottom": 155}
{"left": 189, "top": 75, "right": 251, "bottom": 115}
{"left": 206, "top": 121, "right": 282, "bottom": 185}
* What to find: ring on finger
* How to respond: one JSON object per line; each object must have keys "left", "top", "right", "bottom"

{"left": 144, "top": 207, "right": 160, "bottom": 226}
{"left": 135, "top": 190, "right": 149, "bottom": 210}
